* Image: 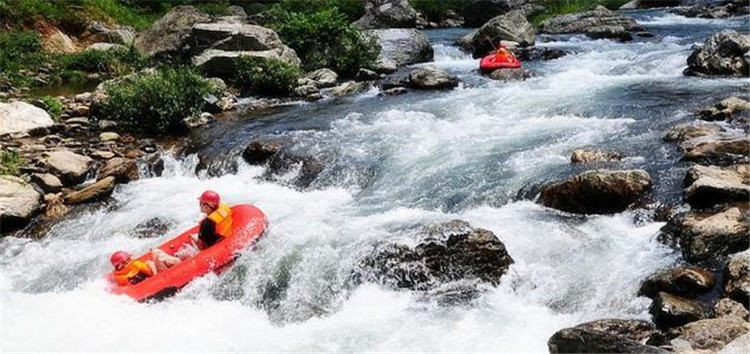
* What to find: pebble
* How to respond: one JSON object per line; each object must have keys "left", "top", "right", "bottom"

{"left": 99, "top": 132, "right": 120, "bottom": 142}
{"left": 90, "top": 150, "right": 115, "bottom": 159}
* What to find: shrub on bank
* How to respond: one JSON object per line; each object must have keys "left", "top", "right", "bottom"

{"left": 95, "top": 67, "right": 220, "bottom": 135}
{"left": 267, "top": 3, "right": 379, "bottom": 77}
{"left": 59, "top": 47, "right": 149, "bottom": 75}
{"left": 0, "top": 31, "right": 51, "bottom": 87}
{"left": 233, "top": 56, "right": 301, "bottom": 97}
{"left": 40, "top": 95, "right": 64, "bottom": 121}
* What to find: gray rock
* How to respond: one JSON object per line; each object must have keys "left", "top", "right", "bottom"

{"left": 328, "top": 81, "right": 368, "bottom": 96}
{"left": 192, "top": 48, "right": 300, "bottom": 78}
{"left": 672, "top": 1, "right": 750, "bottom": 19}
{"left": 650, "top": 291, "right": 709, "bottom": 328}
{"left": 380, "top": 87, "right": 408, "bottom": 95}
{"left": 725, "top": 250, "right": 750, "bottom": 305}
{"left": 665, "top": 122, "right": 724, "bottom": 142}
{"left": 539, "top": 6, "right": 644, "bottom": 35}
{"left": 684, "top": 164, "right": 750, "bottom": 208}
{"left": 189, "top": 22, "right": 284, "bottom": 54}
{"left": 86, "top": 43, "right": 128, "bottom": 52}
{"left": 683, "top": 138, "right": 750, "bottom": 166}
{"left": 354, "top": 0, "right": 417, "bottom": 29}
{"left": 685, "top": 30, "right": 750, "bottom": 77}
{"left": 64, "top": 176, "right": 116, "bottom": 204}
{"left": 620, "top": 0, "right": 681, "bottom": 9}
{"left": 719, "top": 332, "right": 750, "bottom": 354}
{"left": 356, "top": 220, "right": 514, "bottom": 290}
{"left": 242, "top": 139, "right": 284, "bottom": 165}
{"left": 356, "top": 68, "right": 380, "bottom": 81}
{"left": 699, "top": 96, "right": 750, "bottom": 123}
{"left": 30, "top": 173, "right": 63, "bottom": 193}
{"left": 82, "top": 21, "right": 136, "bottom": 45}
{"left": 366, "top": 29, "right": 433, "bottom": 67}
{"left": 372, "top": 58, "right": 399, "bottom": 74}
{"left": 226, "top": 5, "right": 247, "bottom": 18}
{"left": 408, "top": 66, "right": 459, "bottom": 90}
{"left": 462, "top": 0, "right": 534, "bottom": 28}
{"left": 99, "top": 157, "right": 139, "bottom": 183}
{"left": 0, "top": 101, "right": 55, "bottom": 136}
{"left": 661, "top": 206, "right": 749, "bottom": 263}
{"left": 99, "top": 132, "right": 120, "bottom": 142}
{"left": 489, "top": 68, "right": 529, "bottom": 81}
{"left": 134, "top": 6, "right": 211, "bottom": 58}
{"left": 638, "top": 267, "right": 716, "bottom": 299}
{"left": 715, "top": 298, "right": 749, "bottom": 319}
{"left": 458, "top": 10, "right": 535, "bottom": 58}
{"left": 539, "top": 169, "right": 652, "bottom": 215}
{"left": 0, "top": 175, "right": 43, "bottom": 230}
{"left": 43, "top": 150, "right": 93, "bottom": 185}
{"left": 304, "top": 68, "right": 338, "bottom": 88}
{"left": 294, "top": 84, "right": 320, "bottom": 97}
{"left": 570, "top": 148, "right": 624, "bottom": 163}
{"left": 675, "top": 316, "right": 750, "bottom": 351}
{"left": 586, "top": 25, "right": 633, "bottom": 41}
{"left": 548, "top": 322, "right": 666, "bottom": 353}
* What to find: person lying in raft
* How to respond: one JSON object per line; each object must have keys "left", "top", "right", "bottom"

{"left": 150, "top": 190, "right": 234, "bottom": 271}
{"left": 110, "top": 251, "right": 157, "bottom": 286}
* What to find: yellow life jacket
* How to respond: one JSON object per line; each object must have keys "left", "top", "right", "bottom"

{"left": 113, "top": 259, "right": 153, "bottom": 286}
{"left": 207, "top": 203, "right": 233, "bottom": 238}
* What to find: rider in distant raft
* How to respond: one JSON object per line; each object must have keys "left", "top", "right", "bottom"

{"left": 109, "top": 190, "right": 234, "bottom": 275}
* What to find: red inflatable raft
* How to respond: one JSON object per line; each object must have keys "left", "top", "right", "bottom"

{"left": 480, "top": 50, "right": 522, "bottom": 72}
{"left": 108, "top": 204, "right": 267, "bottom": 301}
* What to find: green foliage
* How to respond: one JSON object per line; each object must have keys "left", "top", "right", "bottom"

{"left": 95, "top": 67, "right": 220, "bottom": 135}
{"left": 40, "top": 95, "right": 64, "bottom": 121}
{"left": 0, "top": 0, "right": 162, "bottom": 30}
{"left": 233, "top": 56, "right": 301, "bottom": 96}
{"left": 267, "top": 5, "right": 379, "bottom": 77}
{"left": 409, "top": 0, "right": 467, "bottom": 22}
{"left": 273, "top": 0, "right": 364, "bottom": 22}
{"left": 59, "top": 47, "right": 149, "bottom": 75}
{"left": 0, "top": 31, "right": 51, "bottom": 87}
{"left": 529, "top": 0, "right": 631, "bottom": 25}
{"left": 0, "top": 150, "right": 25, "bottom": 176}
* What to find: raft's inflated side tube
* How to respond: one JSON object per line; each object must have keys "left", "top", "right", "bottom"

{"left": 108, "top": 204, "right": 267, "bottom": 301}
{"left": 480, "top": 52, "right": 522, "bottom": 72}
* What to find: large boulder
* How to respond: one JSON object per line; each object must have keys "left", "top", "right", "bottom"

{"left": 43, "top": 150, "right": 93, "bottom": 185}
{"left": 539, "top": 6, "right": 644, "bottom": 36}
{"left": 548, "top": 319, "right": 665, "bottom": 353}
{"left": 674, "top": 316, "right": 750, "bottom": 352}
{"left": 649, "top": 291, "right": 709, "bottom": 328}
{"left": 134, "top": 6, "right": 211, "bottom": 58}
{"left": 699, "top": 96, "right": 750, "bottom": 123}
{"left": 192, "top": 48, "right": 301, "bottom": 78}
{"left": 407, "top": 66, "right": 459, "bottom": 90}
{"left": 539, "top": 169, "right": 652, "bottom": 215}
{"left": 683, "top": 138, "right": 750, "bottom": 166}
{"left": 458, "top": 10, "right": 535, "bottom": 58}
{"left": 684, "top": 164, "right": 750, "bottom": 208}
{"left": 725, "top": 250, "right": 750, "bottom": 305}
{"left": 0, "top": 175, "right": 43, "bottom": 231}
{"left": 462, "top": 0, "right": 533, "bottom": 28}
{"left": 366, "top": 29, "right": 433, "bottom": 67}
{"left": 0, "top": 101, "right": 55, "bottom": 136}
{"left": 189, "top": 22, "right": 285, "bottom": 53}
{"left": 356, "top": 220, "right": 514, "bottom": 290}
{"left": 63, "top": 176, "right": 116, "bottom": 204}
{"left": 684, "top": 30, "right": 750, "bottom": 77}
{"left": 664, "top": 122, "right": 724, "bottom": 142}
{"left": 638, "top": 267, "right": 716, "bottom": 299}
{"left": 661, "top": 206, "right": 749, "bottom": 263}
{"left": 99, "top": 157, "right": 139, "bottom": 183}
{"left": 354, "top": 0, "right": 417, "bottom": 29}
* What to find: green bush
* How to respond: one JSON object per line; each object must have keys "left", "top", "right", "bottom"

{"left": 0, "top": 31, "right": 51, "bottom": 87}
{"left": 233, "top": 56, "right": 301, "bottom": 96}
{"left": 0, "top": 150, "right": 25, "bottom": 176}
{"left": 95, "top": 67, "right": 220, "bottom": 135}
{"left": 267, "top": 5, "right": 379, "bottom": 77}
{"left": 273, "top": 0, "right": 364, "bottom": 22}
{"left": 40, "top": 95, "right": 64, "bottom": 121}
{"left": 529, "top": 0, "right": 631, "bottom": 25}
{"left": 59, "top": 47, "right": 149, "bottom": 75}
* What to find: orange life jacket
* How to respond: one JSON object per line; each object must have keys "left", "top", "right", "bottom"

{"left": 113, "top": 259, "right": 153, "bottom": 286}
{"left": 207, "top": 203, "right": 233, "bottom": 238}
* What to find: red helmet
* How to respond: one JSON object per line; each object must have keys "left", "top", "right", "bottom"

{"left": 110, "top": 251, "right": 132, "bottom": 267}
{"left": 198, "top": 190, "right": 220, "bottom": 207}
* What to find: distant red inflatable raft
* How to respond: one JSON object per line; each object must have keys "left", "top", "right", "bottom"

{"left": 480, "top": 51, "right": 522, "bottom": 72}
{"left": 108, "top": 204, "right": 267, "bottom": 301}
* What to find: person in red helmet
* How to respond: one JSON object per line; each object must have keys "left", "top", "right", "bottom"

{"left": 150, "top": 190, "right": 234, "bottom": 271}
{"left": 110, "top": 251, "right": 157, "bottom": 286}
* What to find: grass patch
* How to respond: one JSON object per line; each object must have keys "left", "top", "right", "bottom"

{"left": 0, "top": 150, "right": 25, "bottom": 176}
{"left": 529, "top": 0, "right": 632, "bottom": 26}
{"left": 233, "top": 56, "right": 301, "bottom": 97}
{"left": 95, "top": 67, "right": 221, "bottom": 135}
{"left": 59, "top": 46, "right": 149, "bottom": 75}
{"left": 267, "top": 2, "right": 379, "bottom": 76}
{"left": 40, "top": 95, "right": 64, "bottom": 121}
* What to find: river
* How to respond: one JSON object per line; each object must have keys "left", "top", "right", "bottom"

{"left": 1, "top": 9, "right": 748, "bottom": 352}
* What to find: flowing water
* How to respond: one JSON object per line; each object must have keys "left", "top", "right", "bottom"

{"left": 2, "top": 9, "right": 748, "bottom": 352}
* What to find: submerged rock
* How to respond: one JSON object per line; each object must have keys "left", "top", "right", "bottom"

{"left": 356, "top": 220, "right": 514, "bottom": 291}
{"left": 407, "top": 66, "right": 459, "bottom": 90}
{"left": 684, "top": 30, "right": 750, "bottom": 77}
{"left": 570, "top": 149, "right": 624, "bottom": 164}
{"left": 132, "top": 217, "right": 175, "bottom": 238}
{"left": 195, "top": 153, "right": 239, "bottom": 178}
{"left": 0, "top": 175, "right": 43, "bottom": 231}
{"left": 458, "top": 10, "right": 536, "bottom": 58}
{"left": 488, "top": 68, "right": 528, "bottom": 81}
{"left": 661, "top": 206, "right": 749, "bottom": 264}
{"left": 242, "top": 139, "right": 284, "bottom": 165}
{"left": 639, "top": 267, "right": 716, "bottom": 299}
{"left": 354, "top": 0, "right": 417, "bottom": 29}
{"left": 725, "top": 250, "right": 750, "bottom": 305}
{"left": 539, "top": 169, "right": 652, "bottom": 215}
{"left": 548, "top": 319, "right": 665, "bottom": 353}
{"left": 366, "top": 29, "right": 433, "bottom": 67}
{"left": 649, "top": 291, "right": 709, "bottom": 328}
{"left": 684, "top": 164, "right": 750, "bottom": 208}
{"left": 0, "top": 101, "right": 55, "bottom": 136}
